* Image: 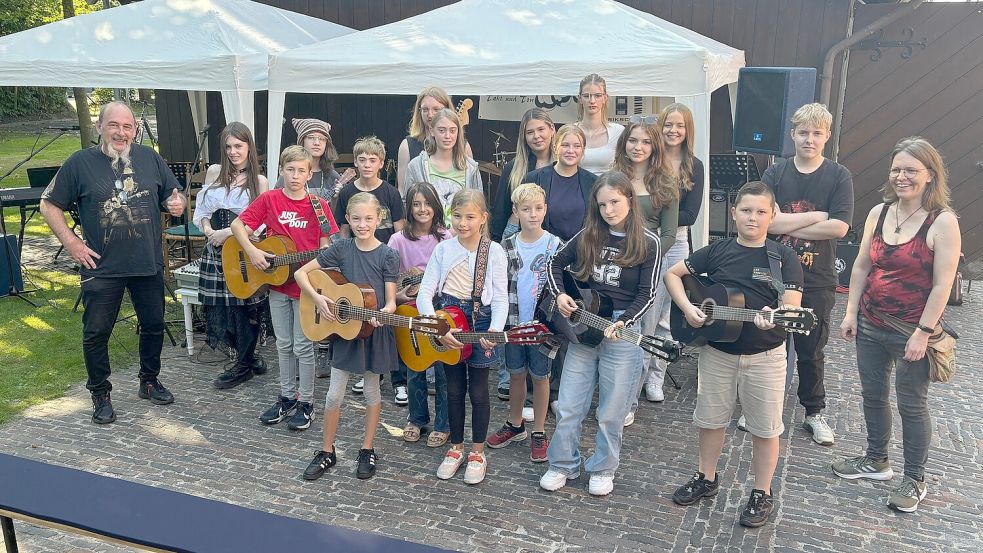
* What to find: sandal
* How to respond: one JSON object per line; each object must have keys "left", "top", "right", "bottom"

{"left": 403, "top": 423, "right": 422, "bottom": 443}
{"left": 427, "top": 431, "right": 449, "bottom": 448}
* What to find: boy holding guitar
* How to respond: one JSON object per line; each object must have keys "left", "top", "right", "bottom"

{"left": 231, "top": 146, "right": 338, "bottom": 431}
{"left": 663, "top": 181, "right": 803, "bottom": 528}
{"left": 295, "top": 193, "right": 400, "bottom": 481}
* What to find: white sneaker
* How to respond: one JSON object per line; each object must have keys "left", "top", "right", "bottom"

{"left": 804, "top": 414, "right": 835, "bottom": 446}
{"left": 623, "top": 411, "right": 635, "bottom": 427}
{"left": 394, "top": 385, "right": 408, "bottom": 406}
{"left": 589, "top": 474, "right": 614, "bottom": 496}
{"left": 522, "top": 406, "right": 535, "bottom": 422}
{"left": 463, "top": 452, "right": 486, "bottom": 485}
{"left": 540, "top": 468, "right": 577, "bottom": 491}
{"left": 737, "top": 414, "right": 748, "bottom": 432}
{"left": 645, "top": 384, "right": 665, "bottom": 402}
{"left": 436, "top": 448, "right": 465, "bottom": 480}
{"left": 351, "top": 377, "right": 364, "bottom": 394}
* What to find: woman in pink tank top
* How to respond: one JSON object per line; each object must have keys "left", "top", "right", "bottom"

{"left": 834, "top": 137, "right": 960, "bottom": 513}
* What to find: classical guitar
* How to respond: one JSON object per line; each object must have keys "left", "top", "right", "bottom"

{"left": 669, "top": 273, "right": 816, "bottom": 346}
{"left": 300, "top": 270, "right": 449, "bottom": 342}
{"left": 395, "top": 303, "right": 551, "bottom": 372}
{"left": 223, "top": 235, "right": 324, "bottom": 299}
{"left": 536, "top": 271, "right": 682, "bottom": 362}
{"left": 396, "top": 268, "right": 425, "bottom": 297}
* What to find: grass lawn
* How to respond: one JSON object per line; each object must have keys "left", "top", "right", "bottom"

{"left": 0, "top": 269, "right": 140, "bottom": 424}
{"left": 0, "top": 131, "right": 84, "bottom": 189}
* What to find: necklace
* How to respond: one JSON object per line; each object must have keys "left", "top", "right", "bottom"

{"left": 894, "top": 203, "right": 922, "bottom": 234}
{"left": 110, "top": 159, "right": 124, "bottom": 190}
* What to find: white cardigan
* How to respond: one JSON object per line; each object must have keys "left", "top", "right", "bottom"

{"left": 416, "top": 236, "right": 508, "bottom": 331}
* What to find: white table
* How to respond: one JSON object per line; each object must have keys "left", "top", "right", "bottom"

{"left": 175, "top": 287, "right": 200, "bottom": 355}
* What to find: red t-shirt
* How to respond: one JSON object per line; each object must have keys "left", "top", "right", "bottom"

{"left": 238, "top": 189, "right": 337, "bottom": 298}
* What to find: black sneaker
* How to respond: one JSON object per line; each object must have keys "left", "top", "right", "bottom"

{"left": 213, "top": 365, "right": 253, "bottom": 390}
{"left": 356, "top": 448, "right": 378, "bottom": 479}
{"left": 303, "top": 448, "right": 337, "bottom": 481}
{"left": 287, "top": 401, "right": 315, "bottom": 431}
{"left": 91, "top": 393, "right": 116, "bottom": 424}
{"left": 250, "top": 357, "right": 267, "bottom": 376}
{"left": 497, "top": 387, "right": 510, "bottom": 401}
{"left": 739, "top": 489, "right": 775, "bottom": 528}
{"left": 672, "top": 472, "right": 720, "bottom": 506}
{"left": 138, "top": 378, "right": 174, "bottom": 405}
{"left": 259, "top": 396, "right": 298, "bottom": 425}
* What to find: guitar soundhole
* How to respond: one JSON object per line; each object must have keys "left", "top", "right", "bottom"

{"left": 700, "top": 299, "right": 716, "bottom": 324}
{"left": 335, "top": 298, "right": 352, "bottom": 324}
{"left": 427, "top": 336, "right": 448, "bottom": 353}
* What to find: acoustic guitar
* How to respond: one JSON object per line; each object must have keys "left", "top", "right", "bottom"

{"left": 300, "top": 270, "right": 449, "bottom": 342}
{"left": 395, "top": 303, "right": 551, "bottom": 372}
{"left": 223, "top": 235, "right": 325, "bottom": 299}
{"left": 537, "top": 270, "right": 682, "bottom": 362}
{"left": 669, "top": 274, "right": 816, "bottom": 346}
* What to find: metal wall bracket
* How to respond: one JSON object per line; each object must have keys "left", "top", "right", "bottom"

{"left": 856, "top": 27, "right": 927, "bottom": 61}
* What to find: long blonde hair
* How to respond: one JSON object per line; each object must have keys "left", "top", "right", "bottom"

{"left": 612, "top": 122, "right": 678, "bottom": 211}
{"left": 572, "top": 171, "right": 649, "bottom": 281}
{"left": 450, "top": 189, "right": 489, "bottom": 239}
{"left": 407, "top": 86, "right": 453, "bottom": 142}
{"left": 509, "top": 108, "right": 555, "bottom": 193}
{"left": 883, "top": 136, "right": 952, "bottom": 213}
{"left": 424, "top": 109, "right": 467, "bottom": 171}
{"left": 658, "top": 103, "right": 697, "bottom": 192}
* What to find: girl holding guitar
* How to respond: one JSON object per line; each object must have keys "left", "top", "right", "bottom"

{"left": 193, "top": 122, "right": 269, "bottom": 390}
{"left": 417, "top": 190, "right": 508, "bottom": 485}
{"left": 387, "top": 182, "right": 452, "bottom": 447}
{"left": 295, "top": 192, "right": 400, "bottom": 482}
{"left": 540, "top": 171, "right": 662, "bottom": 497}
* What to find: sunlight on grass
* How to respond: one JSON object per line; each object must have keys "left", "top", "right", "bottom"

{"left": 22, "top": 315, "right": 55, "bottom": 331}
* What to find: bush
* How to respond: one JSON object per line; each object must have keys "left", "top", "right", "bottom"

{"left": 0, "top": 86, "right": 68, "bottom": 119}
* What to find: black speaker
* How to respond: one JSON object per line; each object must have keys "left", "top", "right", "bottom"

{"left": 708, "top": 189, "right": 737, "bottom": 238}
{"left": 732, "top": 67, "right": 818, "bottom": 156}
{"left": 0, "top": 235, "right": 24, "bottom": 297}
{"left": 835, "top": 241, "right": 859, "bottom": 287}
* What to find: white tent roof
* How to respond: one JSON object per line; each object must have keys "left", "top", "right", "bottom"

{"left": 267, "top": 0, "right": 744, "bottom": 96}
{"left": 265, "top": 0, "right": 744, "bottom": 248}
{"left": 0, "top": 0, "right": 354, "bottom": 128}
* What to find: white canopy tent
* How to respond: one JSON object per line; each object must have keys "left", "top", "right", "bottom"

{"left": 0, "top": 0, "right": 354, "bottom": 132}
{"left": 266, "top": 0, "right": 744, "bottom": 247}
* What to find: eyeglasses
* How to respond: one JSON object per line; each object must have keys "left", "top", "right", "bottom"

{"left": 629, "top": 115, "right": 658, "bottom": 125}
{"left": 105, "top": 122, "right": 136, "bottom": 133}
{"left": 304, "top": 135, "right": 327, "bottom": 144}
{"left": 579, "top": 92, "right": 606, "bottom": 102}
{"left": 889, "top": 167, "right": 925, "bottom": 178}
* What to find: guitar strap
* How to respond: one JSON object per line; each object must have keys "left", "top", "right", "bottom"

{"left": 470, "top": 236, "right": 491, "bottom": 317}
{"left": 308, "top": 194, "right": 334, "bottom": 235}
{"left": 765, "top": 239, "right": 785, "bottom": 301}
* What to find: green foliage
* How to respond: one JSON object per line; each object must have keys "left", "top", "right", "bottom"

{"left": 0, "top": 87, "right": 68, "bottom": 119}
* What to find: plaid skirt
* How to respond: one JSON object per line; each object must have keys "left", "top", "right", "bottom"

{"left": 197, "top": 242, "right": 266, "bottom": 307}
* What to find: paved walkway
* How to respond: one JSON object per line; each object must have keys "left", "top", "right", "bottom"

{"left": 1, "top": 254, "right": 981, "bottom": 551}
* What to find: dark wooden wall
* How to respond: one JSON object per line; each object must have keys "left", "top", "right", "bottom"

{"left": 839, "top": 2, "right": 983, "bottom": 260}
{"left": 156, "top": 0, "right": 852, "bottom": 168}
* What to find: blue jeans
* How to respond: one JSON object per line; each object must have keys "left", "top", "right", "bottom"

{"left": 856, "top": 315, "right": 932, "bottom": 481}
{"left": 406, "top": 360, "right": 448, "bottom": 432}
{"left": 547, "top": 336, "right": 643, "bottom": 477}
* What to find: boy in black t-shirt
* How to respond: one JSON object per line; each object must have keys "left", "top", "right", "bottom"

{"left": 664, "top": 181, "right": 803, "bottom": 528}
{"left": 761, "top": 103, "right": 853, "bottom": 447}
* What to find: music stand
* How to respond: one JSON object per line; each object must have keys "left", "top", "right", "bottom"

{"left": 708, "top": 154, "right": 762, "bottom": 238}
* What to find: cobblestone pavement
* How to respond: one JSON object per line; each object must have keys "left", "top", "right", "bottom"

{"left": 1, "top": 245, "right": 981, "bottom": 551}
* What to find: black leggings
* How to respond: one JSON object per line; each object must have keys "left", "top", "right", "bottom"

{"left": 445, "top": 363, "right": 491, "bottom": 445}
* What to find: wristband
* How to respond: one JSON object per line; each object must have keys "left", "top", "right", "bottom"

{"left": 917, "top": 324, "right": 935, "bottom": 334}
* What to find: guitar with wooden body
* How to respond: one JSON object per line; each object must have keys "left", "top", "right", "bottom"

{"left": 669, "top": 273, "right": 816, "bottom": 346}
{"left": 395, "top": 303, "right": 551, "bottom": 372}
{"left": 536, "top": 271, "right": 682, "bottom": 362}
{"left": 223, "top": 235, "right": 325, "bottom": 299}
{"left": 300, "top": 270, "right": 449, "bottom": 342}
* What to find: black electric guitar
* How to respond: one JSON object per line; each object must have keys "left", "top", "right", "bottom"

{"left": 669, "top": 274, "right": 816, "bottom": 345}
{"left": 537, "top": 271, "right": 682, "bottom": 362}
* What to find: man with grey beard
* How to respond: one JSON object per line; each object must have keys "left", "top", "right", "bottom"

{"left": 41, "top": 101, "right": 186, "bottom": 424}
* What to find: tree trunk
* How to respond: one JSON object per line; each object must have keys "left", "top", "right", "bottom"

{"left": 62, "top": 0, "right": 96, "bottom": 148}
{"left": 138, "top": 89, "right": 153, "bottom": 103}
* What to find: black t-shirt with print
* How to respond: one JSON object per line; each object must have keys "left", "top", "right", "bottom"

{"left": 43, "top": 145, "right": 181, "bottom": 277}
{"left": 762, "top": 158, "right": 854, "bottom": 290}
{"left": 332, "top": 180, "right": 405, "bottom": 245}
{"left": 685, "top": 238, "right": 804, "bottom": 355}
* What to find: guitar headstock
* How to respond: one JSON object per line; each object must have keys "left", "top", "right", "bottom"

{"left": 412, "top": 315, "right": 451, "bottom": 337}
{"left": 638, "top": 334, "right": 682, "bottom": 362}
{"left": 774, "top": 307, "right": 817, "bottom": 335}
{"left": 506, "top": 321, "right": 552, "bottom": 345}
{"left": 456, "top": 98, "right": 474, "bottom": 127}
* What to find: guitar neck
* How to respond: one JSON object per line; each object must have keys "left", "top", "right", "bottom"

{"left": 699, "top": 304, "right": 774, "bottom": 323}
{"left": 453, "top": 332, "right": 508, "bottom": 344}
{"left": 574, "top": 309, "right": 645, "bottom": 346}
{"left": 272, "top": 248, "right": 322, "bottom": 268}
{"left": 331, "top": 303, "right": 417, "bottom": 330}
